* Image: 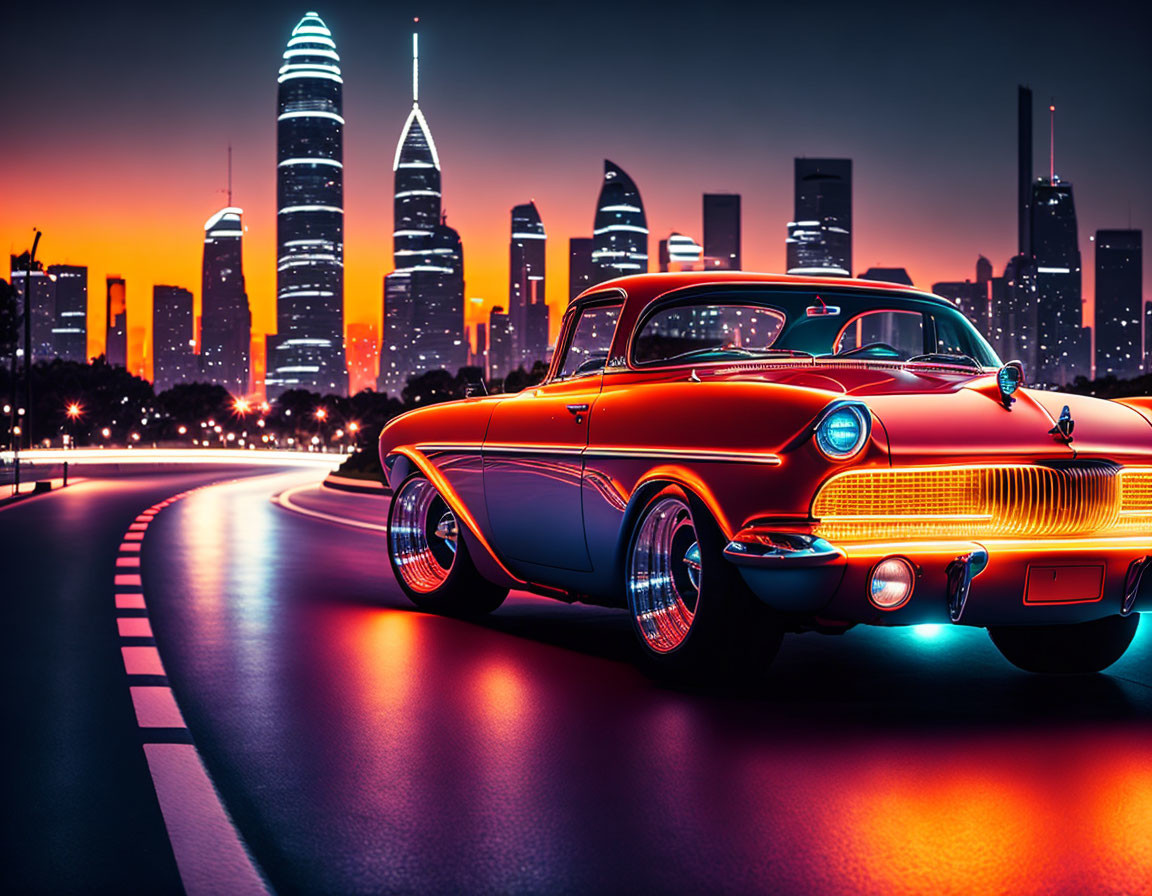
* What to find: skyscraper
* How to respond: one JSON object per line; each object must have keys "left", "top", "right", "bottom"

{"left": 658, "top": 233, "right": 705, "bottom": 271}
{"left": 591, "top": 160, "right": 648, "bottom": 284}
{"left": 487, "top": 305, "right": 512, "bottom": 381}
{"left": 379, "top": 26, "right": 465, "bottom": 396}
{"left": 201, "top": 207, "right": 251, "bottom": 396}
{"left": 9, "top": 258, "right": 54, "bottom": 362}
{"left": 268, "top": 11, "right": 346, "bottom": 398}
{"left": 703, "top": 193, "right": 741, "bottom": 270}
{"left": 1032, "top": 175, "right": 1085, "bottom": 383}
{"left": 569, "top": 238, "right": 595, "bottom": 303}
{"left": 509, "top": 201, "right": 547, "bottom": 369}
{"left": 105, "top": 275, "right": 127, "bottom": 368}
{"left": 152, "top": 285, "right": 195, "bottom": 393}
{"left": 1018, "top": 86, "right": 1033, "bottom": 257}
{"left": 47, "top": 264, "right": 87, "bottom": 362}
{"left": 1094, "top": 229, "right": 1143, "bottom": 379}
{"left": 786, "top": 159, "right": 852, "bottom": 277}
{"left": 859, "top": 268, "right": 913, "bottom": 286}
{"left": 933, "top": 256, "right": 994, "bottom": 335}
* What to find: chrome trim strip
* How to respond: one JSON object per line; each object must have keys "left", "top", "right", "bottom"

{"left": 416, "top": 443, "right": 782, "bottom": 465}
{"left": 724, "top": 532, "right": 845, "bottom": 568}
{"left": 590, "top": 447, "right": 782, "bottom": 465}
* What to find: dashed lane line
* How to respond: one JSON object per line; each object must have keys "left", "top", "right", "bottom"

{"left": 114, "top": 484, "right": 270, "bottom": 896}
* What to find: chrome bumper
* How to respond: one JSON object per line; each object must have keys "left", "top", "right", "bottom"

{"left": 725, "top": 527, "right": 1152, "bottom": 626}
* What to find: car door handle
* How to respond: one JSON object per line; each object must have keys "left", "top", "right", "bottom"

{"left": 566, "top": 404, "right": 590, "bottom": 415}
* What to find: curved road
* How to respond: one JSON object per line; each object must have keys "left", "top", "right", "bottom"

{"left": 5, "top": 470, "right": 1152, "bottom": 894}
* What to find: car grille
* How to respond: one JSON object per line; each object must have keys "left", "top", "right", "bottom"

{"left": 812, "top": 463, "right": 1152, "bottom": 541}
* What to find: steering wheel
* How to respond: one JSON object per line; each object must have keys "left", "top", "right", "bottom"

{"left": 570, "top": 353, "right": 609, "bottom": 377}
{"left": 835, "top": 342, "right": 905, "bottom": 360}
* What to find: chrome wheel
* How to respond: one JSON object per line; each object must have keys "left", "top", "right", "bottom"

{"left": 628, "top": 495, "right": 701, "bottom": 653}
{"left": 390, "top": 477, "right": 457, "bottom": 593}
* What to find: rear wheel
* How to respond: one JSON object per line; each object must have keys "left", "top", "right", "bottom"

{"left": 988, "top": 615, "right": 1140, "bottom": 674}
{"left": 625, "top": 485, "right": 782, "bottom": 678}
{"left": 387, "top": 474, "right": 508, "bottom": 616}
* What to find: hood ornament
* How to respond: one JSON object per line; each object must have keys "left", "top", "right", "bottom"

{"left": 1049, "top": 405, "right": 1075, "bottom": 442}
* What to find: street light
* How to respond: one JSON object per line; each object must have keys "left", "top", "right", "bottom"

{"left": 65, "top": 402, "right": 82, "bottom": 449}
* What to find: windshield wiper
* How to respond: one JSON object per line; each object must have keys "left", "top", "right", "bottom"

{"left": 908, "top": 352, "right": 981, "bottom": 368}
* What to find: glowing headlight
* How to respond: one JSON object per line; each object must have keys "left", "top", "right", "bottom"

{"left": 869, "top": 557, "right": 915, "bottom": 609}
{"left": 815, "top": 404, "right": 869, "bottom": 460}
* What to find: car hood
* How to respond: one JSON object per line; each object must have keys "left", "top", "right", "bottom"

{"left": 699, "top": 362, "right": 1152, "bottom": 464}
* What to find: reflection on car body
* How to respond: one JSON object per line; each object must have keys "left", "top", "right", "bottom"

{"left": 380, "top": 272, "right": 1152, "bottom": 676}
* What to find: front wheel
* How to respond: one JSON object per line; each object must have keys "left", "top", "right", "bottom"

{"left": 387, "top": 474, "right": 508, "bottom": 616}
{"left": 625, "top": 485, "right": 782, "bottom": 678}
{"left": 988, "top": 614, "right": 1140, "bottom": 674}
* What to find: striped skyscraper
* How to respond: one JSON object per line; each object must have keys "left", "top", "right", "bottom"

{"left": 268, "top": 11, "right": 347, "bottom": 398}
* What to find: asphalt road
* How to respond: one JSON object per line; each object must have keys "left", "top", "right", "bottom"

{"left": 4, "top": 470, "right": 1152, "bottom": 894}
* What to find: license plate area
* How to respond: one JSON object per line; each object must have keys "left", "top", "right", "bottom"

{"left": 1024, "top": 564, "right": 1104, "bottom": 605}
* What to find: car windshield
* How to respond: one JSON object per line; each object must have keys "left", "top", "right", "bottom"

{"left": 631, "top": 287, "right": 1001, "bottom": 369}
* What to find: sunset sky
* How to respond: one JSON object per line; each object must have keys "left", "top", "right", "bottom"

{"left": 3, "top": 0, "right": 1149, "bottom": 378}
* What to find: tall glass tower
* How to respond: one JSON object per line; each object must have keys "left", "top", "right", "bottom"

{"left": 591, "top": 160, "right": 648, "bottom": 284}
{"left": 786, "top": 159, "right": 852, "bottom": 277}
{"left": 201, "top": 207, "right": 251, "bottom": 396}
{"left": 268, "top": 11, "right": 346, "bottom": 398}
{"left": 1032, "top": 176, "right": 1084, "bottom": 383}
{"left": 509, "top": 201, "right": 547, "bottom": 370}
{"left": 1094, "top": 229, "right": 1143, "bottom": 379}
{"left": 379, "top": 26, "right": 465, "bottom": 396}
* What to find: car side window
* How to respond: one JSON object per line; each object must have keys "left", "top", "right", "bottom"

{"left": 835, "top": 310, "right": 925, "bottom": 360}
{"left": 556, "top": 303, "right": 623, "bottom": 380}
{"left": 633, "top": 303, "right": 786, "bottom": 365}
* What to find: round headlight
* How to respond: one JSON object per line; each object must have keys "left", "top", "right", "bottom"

{"left": 869, "top": 557, "right": 915, "bottom": 610}
{"left": 815, "top": 405, "right": 869, "bottom": 460}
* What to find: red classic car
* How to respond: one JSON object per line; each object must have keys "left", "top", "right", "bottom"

{"left": 379, "top": 272, "right": 1152, "bottom": 675}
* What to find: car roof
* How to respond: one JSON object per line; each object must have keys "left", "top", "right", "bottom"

{"left": 551, "top": 272, "right": 966, "bottom": 381}
{"left": 572, "top": 270, "right": 949, "bottom": 309}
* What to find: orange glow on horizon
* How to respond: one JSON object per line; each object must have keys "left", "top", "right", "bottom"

{"left": 1, "top": 142, "right": 1109, "bottom": 388}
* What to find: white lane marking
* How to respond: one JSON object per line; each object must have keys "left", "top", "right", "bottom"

{"left": 130, "top": 686, "right": 186, "bottom": 728}
{"left": 118, "top": 617, "right": 154, "bottom": 638}
{"left": 274, "top": 482, "right": 389, "bottom": 532}
{"left": 143, "top": 744, "right": 269, "bottom": 896}
{"left": 114, "top": 478, "right": 271, "bottom": 895}
{"left": 122, "top": 645, "right": 166, "bottom": 676}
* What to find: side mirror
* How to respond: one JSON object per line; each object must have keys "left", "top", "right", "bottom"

{"left": 997, "top": 361, "right": 1024, "bottom": 408}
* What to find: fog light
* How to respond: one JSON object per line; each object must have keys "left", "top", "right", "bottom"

{"left": 869, "top": 557, "right": 915, "bottom": 609}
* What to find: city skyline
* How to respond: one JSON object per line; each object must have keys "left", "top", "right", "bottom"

{"left": 2, "top": 1, "right": 1149, "bottom": 382}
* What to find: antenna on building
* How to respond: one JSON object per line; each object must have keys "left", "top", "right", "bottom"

{"left": 412, "top": 18, "right": 419, "bottom": 105}
{"left": 227, "top": 143, "right": 233, "bottom": 206}
{"left": 1048, "top": 103, "right": 1055, "bottom": 182}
